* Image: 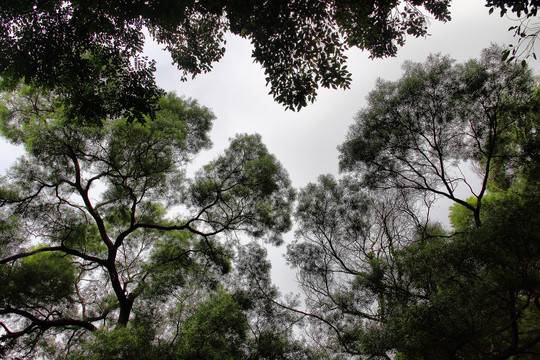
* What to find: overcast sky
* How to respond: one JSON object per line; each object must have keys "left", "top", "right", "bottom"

{"left": 145, "top": 0, "right": 540, "bottom": 293}
{"left": 1, "top": 0, "right": 539, "bottom": 294}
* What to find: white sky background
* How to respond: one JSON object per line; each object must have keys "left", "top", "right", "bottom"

{"left": 1, "top": 0, "right": 539, "bottom": 295}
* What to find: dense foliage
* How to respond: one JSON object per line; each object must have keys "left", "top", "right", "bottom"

{"left": 289, "top": 47, "right": 540, "bottom": 359}
{"left": 0, "top": 87, "right": 307, "bottom": 359}
{"left": 1, "top": 0, "right": 453, "bottom": 118}
{"left": 2, "top": 1, "right": 538, "bottom": 119}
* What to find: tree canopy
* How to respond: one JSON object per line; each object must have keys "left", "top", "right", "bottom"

{"left": 0, "top": 86, "right": 306, "bottom": 359}
{"left": 288, "top": 47, "right": 540, "bottom": 359}
{"left": 2, "top": 1, "right": 539, "bottom": 120}
{"left": 1, "top": 0, "right": 454, "bottom": 120}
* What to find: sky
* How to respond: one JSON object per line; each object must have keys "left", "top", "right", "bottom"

{"left": 1, "top": 0, "right": 539, "bottom": 294}
{"left": 145, "top": 0, "right": 539, "bottom": 294}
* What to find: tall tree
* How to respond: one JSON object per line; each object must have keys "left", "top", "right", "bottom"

{"left": 0, "top": 85, "right": 296, "bottom": 359}
{"left": 289, "top": 47, "right": 540, "bottom": 359}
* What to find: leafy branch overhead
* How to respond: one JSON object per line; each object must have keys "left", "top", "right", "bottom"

{"left": 0, "top": 0, "right": 456, "bottom": 119}
{"left": 487, "top": 0, "right": 540, "bottom": 63}
{"left": 2, "top": 1, "right": 538, "bottom": 118}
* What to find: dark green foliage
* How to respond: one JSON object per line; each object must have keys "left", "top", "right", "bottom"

{"left": 0, "top": 251, "right": 76, "bottom": 307}
{"left": 2, "top": 1, "right": 534, "bottom": 115}
{"left": 0, "top": 0, "right": 454, "bottom": 115}
{"left": 364, "top": 185, "right": 540, "bottom": 360}
{"left": 68, "top": 325, "right": 158, "bottom": 360}
{"left": 487, "top": 0, "right": 540, "bottom": 17}
{"left": 172, "top": 291, "right": 248, "bottom": 360}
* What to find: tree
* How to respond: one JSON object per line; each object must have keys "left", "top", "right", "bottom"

{"left": 339, "top": 45, "right": 536, "bottom": 227}
{"left": 352, "top": 175, "right": 540, "bottom": 360}
{"left": 0, "top": 85, "right": 297, "bottom": 358}
{"left": 289, "top": 47, "right": 540, "bottom": 359}
{"left": 0, "top": 0, "right": 455, "bottom": 119}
